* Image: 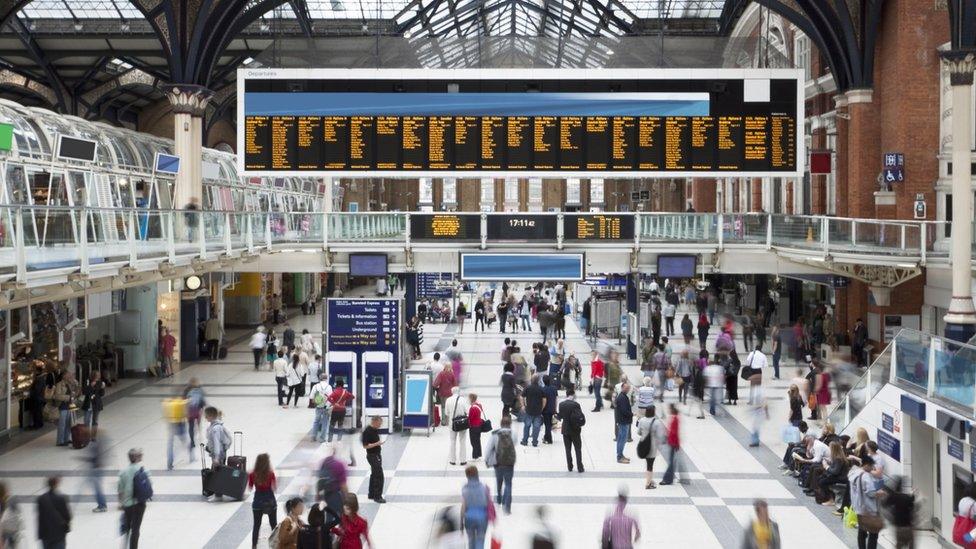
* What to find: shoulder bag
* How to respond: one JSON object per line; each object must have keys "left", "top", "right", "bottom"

{"left": 740, "top": 352, "right": 757, "bottom": 381}
{"left": 854, "top": 474, "right": 885, "bottom": 533}
{"left": 451, "top": 397, "right": 469, "bottom": 432}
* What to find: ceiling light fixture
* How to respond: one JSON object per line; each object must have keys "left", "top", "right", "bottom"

{"left": 73, "top": 22, "right": 84, "bottom": 31}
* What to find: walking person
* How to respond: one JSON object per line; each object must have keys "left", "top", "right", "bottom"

{"left": 590, "top": 351, "right": 605, "bottom": 412}
{"left": 81, "top": 432, "right": 108, "bottom": 513}
{"left": 117, "top": 449, "right": 152, "bottom": 549}
{"left": 327, "top": 380, "right": 354, "bottom": 442}
{"left": 849, "top": 457, "right": 883, "bottom": 549}
{"left": 636, "top": 405, "right": 665, "bottom": 489}
{"left": 663, "top": 301, "right": 676, "bottom": 337}
{"left": 460, "top": 466, "right": 495, "bottom": 549}
{"left": 520, "top": 374, "right": 546, "bottom": 447}
{"left": 744, "top": 344, "right": 767, "bottom": 405}
{"left": 497, "top": 300, "right": 509, "bottom": 333}
{"left": 556, "top": 387, "right": 585, "bottom": 473}
{"left": 601, "top": 489, "right": 641, "bottom": 549}
{"left": 741, "top": 499, "right": 781, "bottom": 549}
{"left": 697, "top": 312, "right": 710, "bottom": 350}
{"left": 205, "top": 315, "right": 223, "bottom": 360}
{"left": 0, "top": 482, "right": 23, "bottom": 548}
{"left": 362, "top": 416, "right": 386, "bottom": 503}
{"left": 541, "top": 375, "right": 558, "bottom": 444}
{"left": 614, "top": 383, "right": 633, "bottom": 464}
{"left": 704, "top": 357, "right": 725, "bottom": 416}
{"left": 456, "top": 301, "right": 467, "bottom": 334}
{"left": 248, "top": 453, "right": 277, "bottom": 549}
{"left": 36, "top": 477, "right": 71, "bottom": 549}
{"left": 250, "top": 326, "right": 267, "bottom": 370}
{"left": 183, "top": 378, "right": 206, "bottom": 457}
{"left": 851, "top": 318, "right": 868, "bottom": 367}
{"left": 159, "top": 329, "right": 177, "bottom": 377}
{"left": 273, "top": 350, "right": 288, "bottom": 407}
{"left": 162, "top": 393, "right": 188, "bottom": 470}
{"left": 500, "top": 363, "right": 517, "bottom": 418}
{"left": 283, "top": 354, "right": 303, "bottom": 409}
{"left": 770, "top": 326, "right": 782, "bottom": 380}
{"left": 675, "top": 350, "right": 693, "bottom": 405}
{"left": 474, "top": 298, "right": 486, "bottom": 332}
{"left": 433, "top": 361, "right": 457, "bottom": 408}
{"left": 814, "top": 363, "right": 832, "bottom": 423}
{"left": 204, "top": 406, "right": 232, "bottom": 467}
{"left": 788, "top": 385, "right": 803, "bottom": 427}
{"left": 282, "top": 323, "right": 296, "bottom": 355}
{"left": 484, "top": 416, "right": 516, "bottom": 515}
{"left": 467, "top": 393, "right": 484, "bottom": 461}
{"left": 277, "top": 497, "right": 305, "bottom": 549}
{"left": 310, "top": 373, "right": 333, "bottom": 443}
{"left": 81, "top": 371, "right": 105, "bottom": 440}
{"left": 331, "top": 493, "right": 373, "bottom": 549}
{"left": 52, "top": 371, "right": 79, "bottom": 447}
{"left": 660, "top": 404, "right": 687, "bottom": 485}
{"left": 680, "top": 313, "right": 694, "bottom": 346}
{"left": 445, "top": 387, "right": 470, "bottom": 465}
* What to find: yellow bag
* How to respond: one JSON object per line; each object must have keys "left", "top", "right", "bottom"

{"left": 843, "top": 506, "right": 858, "bottom": 529}
{"left": 162, "top": 398, "right": 188, "bottom": 423}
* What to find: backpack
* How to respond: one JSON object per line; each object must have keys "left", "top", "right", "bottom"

{"left": 132, "top": 467, "right": 153, "bottom": 504}
{"left": 716, "top": 331, "right": 734, "bottom": 352}
{"left": 495, "top": 431, "right": 516, "bottom": 467}
{"left": 570, "top": 405, "right": 586, "bottom": 429}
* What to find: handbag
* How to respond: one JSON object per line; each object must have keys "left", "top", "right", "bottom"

{"left": 481, "top": 419, "right": 493, "bottom": 433}
{"left": 451, "top": 398, "right": 469, "bottom": 432}
{"left": 739, "top": 351, "right": 757, "bottom": 381}
{"left": 807, "top": 392, "right": 818, "bottom": 410}
{"left": 857, "top": 513, "right": 884, "bottom": 534}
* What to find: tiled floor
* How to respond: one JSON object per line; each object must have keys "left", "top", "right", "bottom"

{"left": 0, "top": 292, "right": 908, "bottom": 548}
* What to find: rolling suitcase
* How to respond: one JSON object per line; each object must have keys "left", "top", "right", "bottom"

{"left": 200, "top": 444, "right": 247, "bottom": 500}
{"left": 226, "top": 431, "right": 246, "bottom": 472}
{"left": 218, "top": 346, "right": 228, "bottom": 359}
{"left": 71, "top": 423, "right": 90, "bottom": 449}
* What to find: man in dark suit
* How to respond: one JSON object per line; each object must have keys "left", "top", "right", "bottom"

{"left": 37, "top": 476, "right": 71, "bottom": 549}
{"left": 557, "top": 387, "right": 585, "bottom": 472}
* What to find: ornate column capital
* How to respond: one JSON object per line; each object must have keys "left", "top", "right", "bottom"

{"left": 164, "top": 84, "right": 214, "bottom": 116}
{"left": 941, "top": 50, "right": 976, "bottom": 86}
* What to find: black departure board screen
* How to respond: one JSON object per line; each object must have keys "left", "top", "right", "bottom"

{"left": 486, "top": 215, "right": 558, "bottom": 241}
{"left": 240, "top": 69, "right": 802, "bottom": 176}
{"left": 564, "top": 214, "right": 635, "bottom": 241}
{"left": 410, "top": 214, "right": 481, "bottom": 241}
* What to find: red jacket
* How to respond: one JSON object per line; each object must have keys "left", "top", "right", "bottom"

{"left": 332, "top": 514, "right": 371, "bottom": 549}
{"left": 667, "top": 415, "right": 680, "bottom": 449}
{"left": 468, "top": 402, "right": 483, "bottom": 428}
{"left": 433, "top": 370, "right": 456, "bottom": 400}
{"left": 590, "top": 358, "right": 605, "bottom": 379}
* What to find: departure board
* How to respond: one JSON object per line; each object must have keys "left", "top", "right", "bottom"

{"left": 240, "top": 68, "right": 803, "bottom": 176}
{"left": 486, "top": 215, "right": 558, "bottom": 241}
{"left": 409, "top": 214, "right": 481, "bottom": 241}
{"left": 564, "top": 214, "right": 635, "bottom": 241}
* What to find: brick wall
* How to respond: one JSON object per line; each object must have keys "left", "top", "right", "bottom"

{"left": 691, "top": 178, "right": 716, "bottom": 212}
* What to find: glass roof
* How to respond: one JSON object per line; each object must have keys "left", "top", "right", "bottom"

{"left": 22, "top": 0, "right": 143, "bottom": 19}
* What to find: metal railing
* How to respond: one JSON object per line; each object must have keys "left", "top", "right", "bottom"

{"left": 1, "top": 206, "right": 964, "bottom": 282}
{"left": 827, "top": 329, "right": 976, "bottom": 433}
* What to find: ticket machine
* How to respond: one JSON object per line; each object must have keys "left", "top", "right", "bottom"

{"left": 361, "top": 350, "right": 394, "bottom": 433}
{"left": 327, "top": 351, "right": 357, "bottom": 428}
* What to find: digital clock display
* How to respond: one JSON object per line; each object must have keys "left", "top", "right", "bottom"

{"left": 486, "top": 215, "right": 558, "bottom": 241}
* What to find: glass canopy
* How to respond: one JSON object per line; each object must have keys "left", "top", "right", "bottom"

{"left": 21, "top": 0, "right": 143, "bottom": 19}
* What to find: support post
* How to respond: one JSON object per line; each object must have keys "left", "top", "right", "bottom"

{"left": 942, "top": 52, "right": 976, "bottom": 342}
{"left": 626, "top": 274, "right": 638, "bottom": 360}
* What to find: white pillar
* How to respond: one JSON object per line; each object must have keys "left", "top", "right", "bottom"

{"left": 943, "top": 53, "right": 976, "bottom": 341}
{"left": 166, "top": 85, "right": 213, "bottom": 209}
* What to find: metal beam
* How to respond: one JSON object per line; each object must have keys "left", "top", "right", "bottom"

{"left": 7, "top": 15, "right": 69, "bottom": 111}
{"left": 288, "top": 0, "right": 315, "bottom": 37}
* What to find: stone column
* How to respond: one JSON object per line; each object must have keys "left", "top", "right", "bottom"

{"left": 166, "top": 85, "right": 212, "bottom": 209}
{"left": 943, "top": 52, "right": 976, "bottom": 342}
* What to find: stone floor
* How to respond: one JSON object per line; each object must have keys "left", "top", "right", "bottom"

{"left": 0, "top": 291, "right": 937, "bottom": 548}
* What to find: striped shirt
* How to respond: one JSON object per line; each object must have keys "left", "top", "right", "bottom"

{"left": 602, "top": 503, "right": 640, "bottom": 549}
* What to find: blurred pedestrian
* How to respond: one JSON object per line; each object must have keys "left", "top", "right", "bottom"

{"left": 741, "top": 499, "right": 780, "bottom": 549}
{"left": 601, "top": 488, "right": 640, "bottom": 549}
{"left": 36, "top": 476, "right": 71, "bottom": 549}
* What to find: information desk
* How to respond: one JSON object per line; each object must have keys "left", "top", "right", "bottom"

{"left": 240, "top": 68, "right": 803, "bottom": 177}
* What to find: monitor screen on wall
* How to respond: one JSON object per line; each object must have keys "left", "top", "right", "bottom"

{"left": 657, "top": 255, "right": 697, "bottom": 278}
{"left": 349, "top": 253, "right": 388, "bottom": 277}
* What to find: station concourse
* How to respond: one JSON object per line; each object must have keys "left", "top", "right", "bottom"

{"left": 0, "top": 2, "right": 973, "bottom": 549}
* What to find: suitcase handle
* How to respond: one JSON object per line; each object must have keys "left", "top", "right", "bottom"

{"left": 200, "top": 443, "right": 210, "bottom": 468}
{"left": 233, "top": 430, "right": 243, "bottom": 457}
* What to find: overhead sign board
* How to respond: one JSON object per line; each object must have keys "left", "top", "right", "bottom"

{"left": 239, "top": 68, "right": 804, "bottom": 178}
{"left": 409, "top": 213, "right": 481, "bottom": 241}
{"left": 564, "top": 214, "right": 635, "bottom": 241}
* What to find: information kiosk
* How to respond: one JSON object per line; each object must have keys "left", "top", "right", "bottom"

{"left": 361, "top": 351, "right": 394, "bottom": 433}
{"left": 326, "top": 351, "right": 357, "bottom": 428}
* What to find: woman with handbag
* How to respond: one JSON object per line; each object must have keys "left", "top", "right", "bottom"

{"left": 849, "top": 456, "right": 884, "bottom": 549}
{"left": 467, "top": 394, "right": 485, "bottom": 461}
{"left": 446, "top": 387, "right": 470, "bottom": 466}
{"left": 787, "top": 385, "right": 803, "bottom": 427}
{"left": 636, "top": 406, "right": 665, "bottom": 489}
{"left": 248, "top": 453, "right": 278, "bottom": 549}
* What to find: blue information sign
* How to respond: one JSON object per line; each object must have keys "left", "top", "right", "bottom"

{"left": 971, "top": 448, "right": 976, "bottom": 473}
{"left": 417, "top": 273, "right": 453, "bottom": 298}
{"left": 876, "top": 430, "right": 901, "bottom": 462}
{"left": 949, "top": 438, "right": 965, "bottom": 462}
{"left": 881, "top": 413, "right": 894, "bottom": 433}
{"left": 326, "top": 298, "right": 400, "bottom": 377}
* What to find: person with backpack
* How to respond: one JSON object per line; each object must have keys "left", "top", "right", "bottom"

{"left": 460, "top": 466, "right": 495, "bottom": 549}
{"left": 204, "top": 406, "right": 232, "bottom": 467}
{"left": 484, "top": 415, "right": 516, "bottom": 515}
{"left": 309, "top": 372, "right": 333, "bottom": 443}
{"left": 556, "top": 387, "right": 586, "bottom": 473}
{"left": 636, "top": 405, "right": 666, "bottom": 489}
{"left": 445, "top": 387, "right": 470, "bottom": 465}
{"left": 248, "top": 453, "right": 278, "bottom": 549}
{"left": 182, "top": 378, "right": 206, "bottom": 459}
{"left": 328, "top": 380, "right": 354, "bottom": 443}
{"left": 117, "top": 449, "right": 152, "bottom": 549}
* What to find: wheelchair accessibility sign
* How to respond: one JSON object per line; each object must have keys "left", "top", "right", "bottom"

{"left": 883, "top": 152, "right": 905, "bottom": 183}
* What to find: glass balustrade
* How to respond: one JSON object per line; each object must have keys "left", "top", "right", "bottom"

{"left": 639, "top": 214, "right": 716, "bottom": 242}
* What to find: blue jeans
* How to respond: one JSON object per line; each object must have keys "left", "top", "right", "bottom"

{"left": 521, "top": 415, "right": 542, "bottom": 445}
{"left": 167, "top": 422, "right": 187, "bottom": 469}
{"left": 312, "top": 407, "right": 331, "bottom": 442}
{"left": 593, "top": 378, "right": 603, "bottom": 410}
{"left": 615, "top": 423, "right": 630, "bottom": 459}
{"left": 662, "top": 445, "right": 680, "bottom": 484}
{"left": 521, "top": 314, "right": 530, "bottom": 330}
{"left": 709, "top": 387, "right": 723, "bottom": 415}
{"left": 88, "top": 470, "right": 106, "bottom": 509}
{"left": 772, "top": 352, "right": 781, "bottom": 378}
{"left": 465, "top": 519, "right": 487, "bottom": 549}
{"left": 56, "top": 409, "right": 71, "bottom": 445}
{"left": 494, "top": 466, "right": 513, "bottom": 512}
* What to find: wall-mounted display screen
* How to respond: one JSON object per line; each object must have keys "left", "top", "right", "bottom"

{"left": 349, "top": 253, "right": 388, "bottom": 277}
{"left": 564, "top": 214, "right": 635, "bottom": 241}
{"left": 460, "top": 253, "right": 584, "bottom": 281}
{"left": 485, "top": 214, "right": 558, "bottom": 241}
{"left": 657, "top": 254, "right": 697, "bottom": 278}
{"left": 239, "top": 68, "right": 803, "bottom": 177}
{"left": 155, "top": 153, "right": 181, "bottom": 174}
{"left": 57, "top": 135, "right": 97, "bottom": 162}
{"left": 409, "top": 214, "right": 481, "bottom": 241}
